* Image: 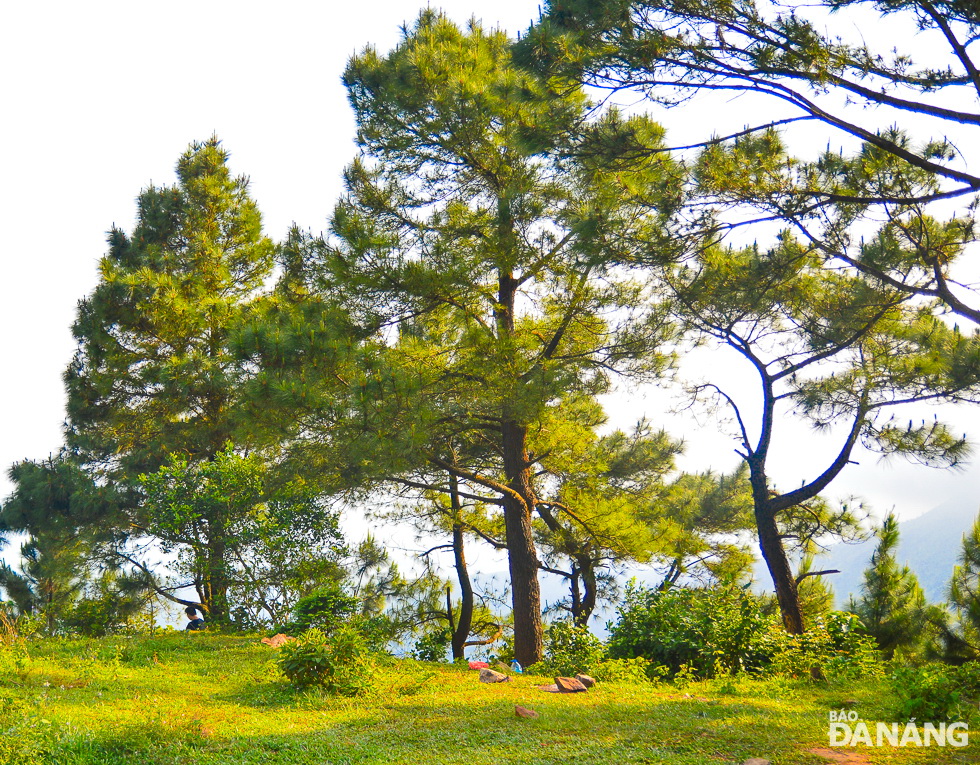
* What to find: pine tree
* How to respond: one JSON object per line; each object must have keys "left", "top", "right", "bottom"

{"left": 249, "top": 12, "right": 680, "bottom": 664}
{"left": 849, "top": 513, "right": 927, "bottom": 658}
{"left": 665, "top": 225, "right": 980, "bottom": 633}
{"left": 945, "top": 513, "right": 980, "bottom": 659}
{"left": 65, "top": 137, "right": 276, "bottom": 621}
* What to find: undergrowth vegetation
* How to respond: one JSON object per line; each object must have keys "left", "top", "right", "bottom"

{"left": 0, "top": 629, "right": 974, "bottom": 764}
{"left": 277, "top": 624, "right": 374, "bottom": 694}
{"left": 604, "top": 584, "right": 880, "bottom": 681}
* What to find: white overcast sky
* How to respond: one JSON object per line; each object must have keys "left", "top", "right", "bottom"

{"left": 1, "top": 0, "right": 978, "bottom": 567}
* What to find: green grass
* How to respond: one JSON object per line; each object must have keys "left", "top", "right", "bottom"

{"left": 0, "top": 634, "right": 975, "bottom": 764}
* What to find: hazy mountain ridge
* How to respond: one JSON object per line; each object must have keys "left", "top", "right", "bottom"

{"left": 816, "top": 498, "right": 980, "bottom": 607}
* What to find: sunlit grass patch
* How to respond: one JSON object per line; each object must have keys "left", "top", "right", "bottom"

{"left": 0, "top": 635, "right": 975, "bottom": 764}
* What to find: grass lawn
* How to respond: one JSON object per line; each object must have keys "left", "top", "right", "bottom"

{"left": 0, "top": 634, "right": 974, "bottom": 764}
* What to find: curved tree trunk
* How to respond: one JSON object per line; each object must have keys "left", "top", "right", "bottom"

{"left": 749, "top": 462, "right": 805, "bottom": 634}
{"left": 756, "top": 505, "right": 805, "bottom": 634}
{"left": 449, "top": 475, "right": 476, "bottom": 661}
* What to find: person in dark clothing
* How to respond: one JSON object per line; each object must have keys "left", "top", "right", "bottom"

{"left": 184, "top": 606, "right": 206, "bottom": 631}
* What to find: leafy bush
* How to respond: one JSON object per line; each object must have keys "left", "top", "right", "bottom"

{"left": 608, "top": 583, "right": 878, "bottom": 683}
{"left": 535, "top": 622, "right": 606, "bottom": 677}
{"left": 355, "top": 614, "right": 405, "bottom": 653}
{"left": 591, "top": 656, "right": 659, "bottom": 684}
{"left": 0, "top": 608, "right": 43, "bottom": 645}
{"left": 527, "top": 623, "right": 659, "bottom": 683}
{"left": 284, "top": 587, "right": 359, "bottom": 635}
{"left": 61, "top": 596, "right": 132, "bottom": 637}
{"left": 412, "top": 628, "right": 450, "bottom": 662}
{"left": 277, "top": 625, "right": 374, "bottom": 695}
{"left": 758, "top": 612, "right": 881, "bottom": 681}
{"left": 889, "top": 661, "right": 980, "bottom": 723}
{"left": 0, "top": 641, "right": 32, "bottom": 684}
{"left": 607, "top": 582, "right": 768, "bottom": 678}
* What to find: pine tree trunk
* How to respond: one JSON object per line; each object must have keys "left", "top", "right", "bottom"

{"left": 576, "top": 556, "right": 598, "bottom": 628}
{"left": 495, "top": 268, "right": 544, "bottom": 666}
{"left": 501, "top": 417, "right": 544, "bottom": 666}
{"left": 449, "top": 475, "right": 475, "bottom": 661}
{"left": 755, "top": 502, "right": 805, "bottom": 634}
{"left": 570, "top": 564, "right": 582, "bottom": 625}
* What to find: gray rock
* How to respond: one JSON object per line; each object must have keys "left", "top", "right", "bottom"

{"left": 575, "top": 674, "right": 596, "bottom": 688}
{"left": 479, "top": 668, "right": 510, "bottom": 683}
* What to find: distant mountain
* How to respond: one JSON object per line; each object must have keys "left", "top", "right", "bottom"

{"left": 815, "top": 499, "right": 980, "bottom": 607}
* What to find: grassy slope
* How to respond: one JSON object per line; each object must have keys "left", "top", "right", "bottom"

{"left": 0, "top": 635, "right": 975, "bottom": 765}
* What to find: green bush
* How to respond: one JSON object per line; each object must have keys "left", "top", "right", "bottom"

{"left": 355, "top": 614, "right": 404, "bottom": 653}
{"left": 608, "top": 584, "right": 878, "bottom": 683}
{"left": 591, "top": 656, "right": 660, "bottom": 683}
{"left": 607, "top": 582, "right": 768, "bottom": 678}
{"left": 277, "top": 625, "right": 374, "bottom": 695}
{"left": 412, "top": 628, "right": 450, "bottom": 662}
{"left": 489, "top": 632, "right": 516, "bottom": 666}
{"left": 889, "top": 661, "right": 980, "bottom": 723}
{"left": 61, "top": 596, "right": 131, "bottom": 637}
{"left": 758, "top": 612, "right": 881, "bottom": 681}
{"left": 534, "top": 622, "right": 606, "bottom": 677}
{"left": 283, "top": 587, "right": 359, "bottom": 635}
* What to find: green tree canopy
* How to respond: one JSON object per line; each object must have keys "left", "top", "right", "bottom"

{"left": 525, "top": 0, "right": 980, "bottom": 324}
{"left": 64, "top": 137, "right": 277, "bottom": 621}
{"left": 138, "top": 444, "right": 345, "bottom": 626}
{"left": 239, "top": 12, "right": 681, "bottom": 664}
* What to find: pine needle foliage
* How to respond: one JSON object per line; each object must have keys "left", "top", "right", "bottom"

{"left": 848, "top": 513, "right": 927, "bottom": 659}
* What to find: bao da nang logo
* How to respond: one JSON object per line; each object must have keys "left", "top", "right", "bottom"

{"left": 828, "top": 710, "right": 969, "bottom": 747}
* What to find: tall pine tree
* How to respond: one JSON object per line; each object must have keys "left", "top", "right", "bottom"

{"left": 65, "top": 137, "right": 276, "bottom": 621}
{"left": 943, "top": 513, "right": 980, "bottom": 659}
{"left": 849, "top": 513, "right": 927, "bottom": 658}
{"left": 246, "top": 13, "right": 680, "bottom": 664}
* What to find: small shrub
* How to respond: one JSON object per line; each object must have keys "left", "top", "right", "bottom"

{"left": 355, "top": 614, "right": 403, "bottom": 653}
{"left": 61, "top": 593, "right": 147, "bottom": 637}
{"left": 0, "top": 609, "right": 44, "bottom": 645}
{"left": 536, "top": 622, "right": 606, "bottom": 677}
{"left": 607, "top": 582, "right": 768, "bottom": 679}
{"left": 0, "top": 641, "right": 32, "bottom": 684}
{"left": 412, "top": 629, "right": 450, "bottom": 663}
{"left": 591, "top": 656, "right": 659, "bottom": 684}
{"left": 284, "top": 587, "right": 359, "bottom": 635}
{"left": 277, "top": 625, "right": 374, "bottom": 695}
{"left": 488, "top": 631, "right": 516, "bottom": 665}
{"left": 758, "top": 612, "right": 882, "bottom": 681}
{"left": 889, "top": 661, "right": 980, "bottom": 723}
